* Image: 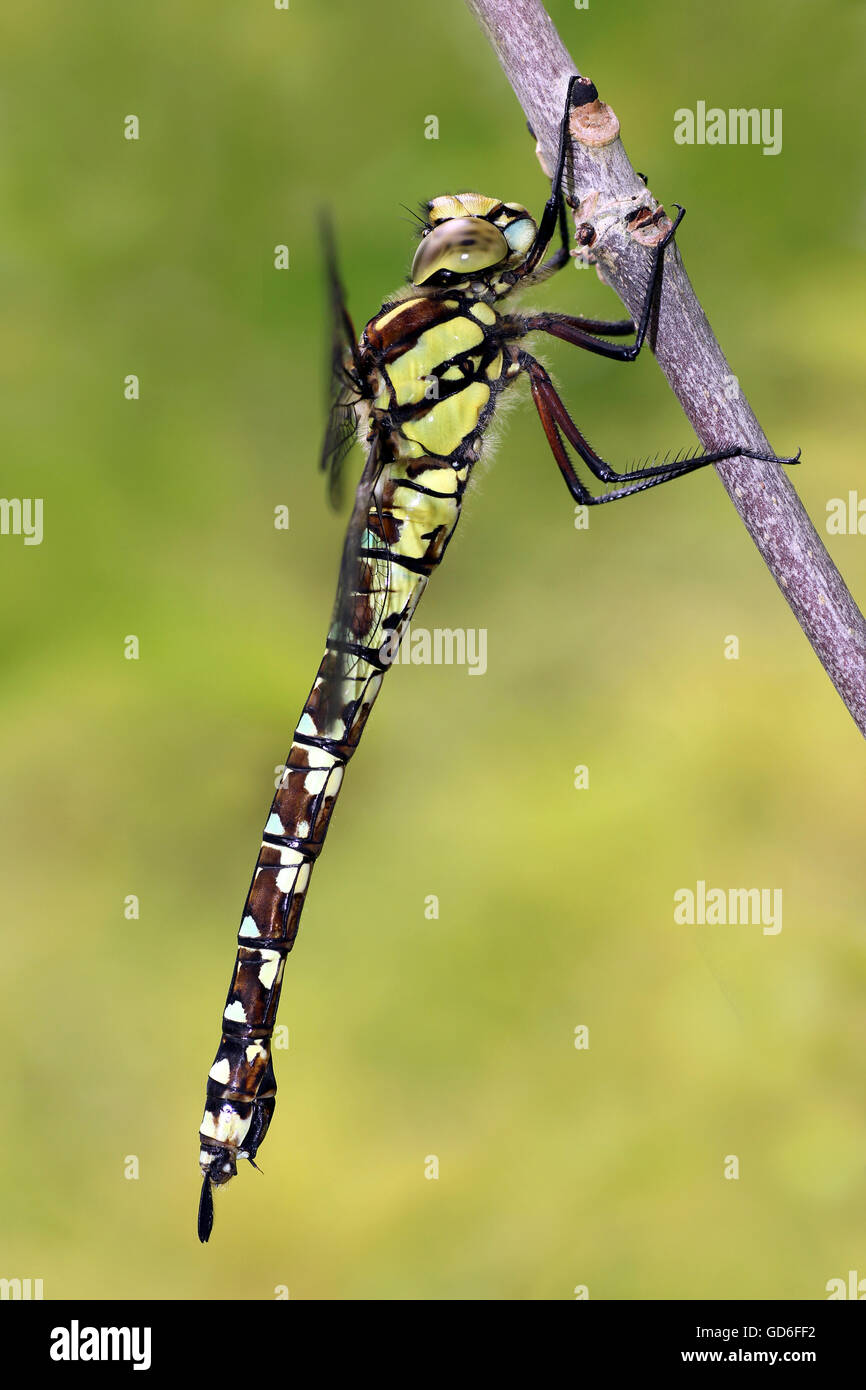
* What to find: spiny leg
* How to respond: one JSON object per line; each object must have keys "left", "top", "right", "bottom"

{"left": 520, "top": 75, "right": 593, "bottom": 278}
{"left": 523, "top": 109, "right": 633, "bottom": 327}
{"left": 560, "top": 316, "right": 635, "bottom": 336}
{"left": 524, "top": 354, "right": 799, "bottom": 506}
{"left": 529, "top": 374, "right": 722, "bottom": 506}
{"left": 515, "top": 124, "right": 571, "bottom": 287}
{"left": 520, "top": 205, "right": 687, "bottom": 361}
{"left": 517, "top": 244, "right": 571, "bottom": 289}
{"left": 515, "top": 173, "right": 573, "bottom": 288}
{"left": 517, "top": 80, "right": 682, "bottom": 348}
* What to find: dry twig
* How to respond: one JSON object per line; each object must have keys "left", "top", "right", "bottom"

{"left": 467, "top": 0, "right": 866, "bottom": 736}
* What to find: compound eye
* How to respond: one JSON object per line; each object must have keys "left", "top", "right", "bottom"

{"left": 411, "top": 216, "right": 508, "bottom": 286}
{"left": 503, "top": 217, "right": 536, "bottom": 259}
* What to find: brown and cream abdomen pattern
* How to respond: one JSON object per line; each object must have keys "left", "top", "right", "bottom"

{"left": 198, "top": 448, "right": 469, "bottom": 1191}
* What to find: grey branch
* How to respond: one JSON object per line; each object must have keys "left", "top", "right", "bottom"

{"left": 466, "top": 0, "right": 866, "bottom": 737}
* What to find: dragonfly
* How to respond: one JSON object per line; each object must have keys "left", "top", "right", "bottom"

{"left": 196, "top": 74, "right": 799, "bottom": 1241}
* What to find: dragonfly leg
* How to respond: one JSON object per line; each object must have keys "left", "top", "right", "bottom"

{"left": 518, "top": 243, "right": 571, "bottom": 289}
{"left": 556, "top": 315, "right": 634, "bottom": 336}
{"left": 520, "top": 205, "right": 686, "bottom": 361}
{"left": 519, "top": 75, "right": 590, "bottom": 277}
{"left": 518, "top": 178, "right": 572, "bottom": 287}
{"left": 523, "top": 354, "right": 800, "bottom": 506}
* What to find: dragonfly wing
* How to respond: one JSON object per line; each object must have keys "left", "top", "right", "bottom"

{"left": 321, "top": 427, "right": 392, "bottom": 731}
{"left": 320, "top": 214, "right": 362, "bottom": 509}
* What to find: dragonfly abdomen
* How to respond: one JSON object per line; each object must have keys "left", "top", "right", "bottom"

{"left": 198, "top": 449, "right": 470, "bottom": 1235}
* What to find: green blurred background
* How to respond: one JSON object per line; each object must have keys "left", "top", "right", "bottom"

{"left": 1, "top": 0, "right": 864, "bottom": 1300}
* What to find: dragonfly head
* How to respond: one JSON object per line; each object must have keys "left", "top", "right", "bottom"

{"left": 411, "top": 194, "right": 537, "bottom": 288}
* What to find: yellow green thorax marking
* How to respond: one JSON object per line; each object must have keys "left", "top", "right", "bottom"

{"left": 401, "top": 382, "right": 491, "bottom": 456}
{"left": 387, "top": 317, "right": 485, "bottom": 407}
{"left": 363, "top": 290, "right": 505, "bottom": 460}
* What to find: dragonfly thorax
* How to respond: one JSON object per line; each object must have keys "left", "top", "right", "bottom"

{"left": 411, "top": 193, "right": 536, "bottom": 288}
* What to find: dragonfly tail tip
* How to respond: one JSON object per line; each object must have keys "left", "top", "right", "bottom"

{"left": 198, "top": 1175, "right": 215, "bottom": 1244}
